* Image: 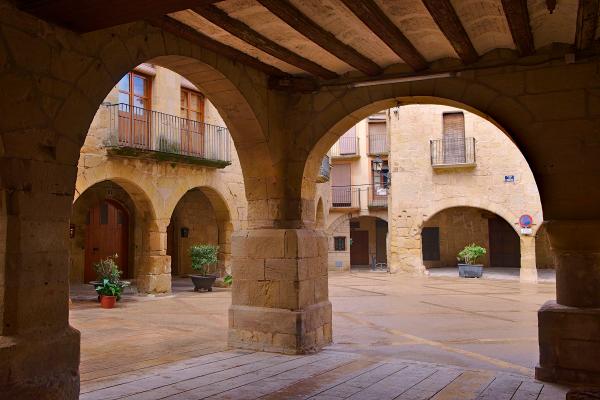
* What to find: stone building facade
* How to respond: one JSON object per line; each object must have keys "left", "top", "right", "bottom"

{"left": 325, "top": 104, "right": 553, "bottom": 281}
{"left": 70, "top": 65, "right": 249, "bottom": 293}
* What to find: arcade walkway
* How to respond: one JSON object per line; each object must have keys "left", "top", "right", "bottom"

{"left": 71, "top": 274, "right": 567, "bottom": 399}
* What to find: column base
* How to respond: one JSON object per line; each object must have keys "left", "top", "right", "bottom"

{"left": 228, "top": 301, "right": 332, "bottom": 354}
{"left": 520, "top": 268, "right": 538, "bottom": 283}
{"left": 0, "top": 327, "right": 80, "bottom": 399}
{"left": 136, "top": 255, "right": 171, "bottom": 293}
{"left": 536, "top": 300, "right": 600, "bottom": 385}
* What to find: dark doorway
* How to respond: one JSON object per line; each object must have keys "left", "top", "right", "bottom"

{"left": 488, "top": 217, "right": 520, "bottom": 268}
{"left": 375, "top": 219, "right": 388, "bottom": 263}
{"left": 350, "top": 230, "right": 369, "bottom": 265}
{"left": 84, "top": 200, "right": 129, "bottom": 282}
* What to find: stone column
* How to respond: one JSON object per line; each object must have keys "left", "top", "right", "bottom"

{"left": 520, "top": 235, "right": 537, "bottom": 283}
{"left": 229, "top": 227, "right": 331, "bottom": 353}
{"left": 536, "top": 220, "right": 600, "bottom": 385}
{"left": 136, "top": 218, "right": 171, "bottom": 293}
{"left": 0, "top": 161, "right": 80, "bottom": 399}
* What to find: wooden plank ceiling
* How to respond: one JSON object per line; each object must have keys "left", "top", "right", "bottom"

{"left": 18, "top": 0, "right": 600, "bottom": 83}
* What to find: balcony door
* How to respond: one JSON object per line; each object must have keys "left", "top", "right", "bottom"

{"left": 331, "top": 163, "right": 351, "bottom": 207}
{"left": 371, "top": 159, "right": 388, "bottom": 203}
{"left": 339, "top": 126, "right": 357, "bottom": 155}
{"left": 442, "top": 112, "right": 466, "bottom": 164}
{"left": 117, "top": 72, "right": 151, "bottom": 148}
{"left": 180, "top": 88, "right": 205, "bottom": 157}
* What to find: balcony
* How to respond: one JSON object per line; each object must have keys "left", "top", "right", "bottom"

{"left": 104, "top": 103, "right": 232, "bottom": 168}
{"left": 329, "top": 137, "right": 360, "bottom": 159}
{"left": 368, "top": 133, "right": 389, "bottom": 155}
{"left": 367, "top": 184, "right": 388, "bottom": 208}
{"left": 331, "top": 186, "right": 361, "bottom": 209}
{"left": 430, "top": 137, "right": 476, "bottom": 168}
{"left": 317, "top": 155, "right": 331, "bottom": 183}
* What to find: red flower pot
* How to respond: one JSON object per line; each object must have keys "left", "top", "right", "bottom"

{"left": 100, "top": 295, "right": 117, "bottom": 309}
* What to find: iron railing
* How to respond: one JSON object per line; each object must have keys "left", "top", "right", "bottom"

{"left": 331, "top": 186, "right": 361, "bottom": 208}
{"left": 430, "top": 137, "right": 475, "bottom": 167}
{"left": 329, "top": 137, "right": 360, "bottom": 157}
{"left": 368, "top": 134, "right": 389, "bottom": 155}
{"left": 317, "top": 155, "right": 331, "bottom": 182}
{"left": 367, "top": 184, "right": 388, "bottom": 208}
{"left": 104, "top": 103, "right": 231, "bottom": 163}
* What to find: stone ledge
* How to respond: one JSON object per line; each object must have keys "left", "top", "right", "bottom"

{"left": 537, "top": 300, "right": 600, "bottom": 385}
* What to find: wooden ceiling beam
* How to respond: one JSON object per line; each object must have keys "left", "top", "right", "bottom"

{"left": 421, "top": 0, "right": 479, "bottom": 64}
{"left": 147, "top": 15, "right": 288, "bottom": 78}
{"left": 339, "top": 0, "right": 428, "bottom": 71}
{"left": 501, "top": 0, "right": 535, "bottom": 56}
{"left": 575, "top": 0, "right": 600, "bottom": 50}
{"left": 191, "top": 5, "right": 338, "bottom": 79}
{"left": 17, "top": 0, "right": 219, "bottom": 32}
{"left": 256, "top": 0, "right": 383, "bottom": 76}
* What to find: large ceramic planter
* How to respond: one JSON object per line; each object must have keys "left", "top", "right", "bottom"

{"left": 190, "top": 275, "right": 217, "bottom": 292}
{"left": 458, "top": 264, "right": 483, "bottom": 278}
{"left": 100, "top": 295, "right": 117, "bottom": 309}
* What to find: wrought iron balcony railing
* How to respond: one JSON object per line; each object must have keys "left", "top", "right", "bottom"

{"left": 367, "top": 184, "right": 388, "bottom": 208}
{"left": 317, "top": 155, "right": 331, "bottom": 182}
{"left": 368, "top": 133, "right": 389, "bottom": 155}
{"left": 329, "top": 137, "right": 360, "bottom": 158}
{"left": 331, "top": 186, "right": 361, "bottom": 209}
{"left": 430, "top": 137, "right": 476, "bottom": 167}
{"left": 104, "top": 103, "right": 231, "bottom": 166}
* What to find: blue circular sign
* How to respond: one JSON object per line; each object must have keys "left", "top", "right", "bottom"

{"left": 519, "top": 214, "right": 533, "bottom": 228}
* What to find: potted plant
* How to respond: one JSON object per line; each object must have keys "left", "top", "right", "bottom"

{"left": 457, "top": 243, "right": 487, "bottom": 278}
{"left": 189, "top": 244, "right": 219, "bottom": 292}
{"left": 91, "top": 255, "right": 130, "bottom": 300}
{"left": 95, "top": 279, "right": 123, "bottom": 309}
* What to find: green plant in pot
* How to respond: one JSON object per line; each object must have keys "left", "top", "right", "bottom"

{"left": 457, "top": 243, "right": 487, "bottom": 278}
{"left": 95, "top": 279, "right": 123, "bottom": 309}
{"left": 189, "top": 244, "right": 219, "bottom": 292}
{"left": 92, "top": 255, "right": 130, "bottom": 300}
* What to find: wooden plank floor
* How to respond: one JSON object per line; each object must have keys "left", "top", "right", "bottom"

{"left": 79, "top": 349, "right": 567, "bottom": 400}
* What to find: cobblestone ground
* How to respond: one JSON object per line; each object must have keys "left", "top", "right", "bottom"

{"left": 70, "top": 272, "right": 567, "bottom": 399}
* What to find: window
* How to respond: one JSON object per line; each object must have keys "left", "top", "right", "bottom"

{"left": 334, "top": 236, "right": 346, "bottom": 251}
{"left": 99, "top": 202, "right": 109, "bottom": 225}
{"left": 368, "top": 121, "right": 387, "bottom": 154}
{"left": 118, "top": 72, "right": 151, "bottom": 111}
{"left": 372, "top": 160, "right": 389, "bottom": 196}
{"left": 180, "top": 88, "right": 205, "bottom": 123}
{"left": 422, "top": 227, "right": 440, "bottom": 261}
{"left": 442, "top": 112, "right": 466, "bottom": 164}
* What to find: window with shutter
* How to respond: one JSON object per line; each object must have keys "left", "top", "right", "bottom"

{"left": 442, "top": 112, "right": 466, "bottom": 163}
{"left": 368, "top": 121, "right": 387, "bottom": 154}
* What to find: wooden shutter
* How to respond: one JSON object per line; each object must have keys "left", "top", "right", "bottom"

{"left": 443, "top": 112, "right": 465, "bottom": 137}
{"left": 422, "top": 227, "right": 440, "bottom": 261}
{"left": 442, "top": 112, "right": 466, "bottom": 163}
{"left": 331, "top": 164, "right": 351, "bottom": 206}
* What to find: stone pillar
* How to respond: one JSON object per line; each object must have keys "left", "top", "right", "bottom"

{"left": 228, "top": 228, "right": 332, "bottom": 354}
{"left": 0, "top": 161, "right": 80, "bottom": 399}
{"left": 536, "top": 220, "right": 600, "bottom": 385}
{"left": 136, "top": 218, "right": 171, "bottom": 293}
{"left": 520, "top": 235, "right": 538, "bottom": 283}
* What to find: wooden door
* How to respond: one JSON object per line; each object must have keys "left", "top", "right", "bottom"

{"left": 350, "top": 230, "right": 369, "bottom": 266}
{"left": 117, "top": 72, "right": 151, "bottom": 148}
{"left": 84, "top": 200, "right": 129, "bottom": 282}
{"left": 488, "top": 218, "right": 520, "bottom": 268}
{"left": 339, "top": 126, "right": 357, "bottom": 155}
{"left": 167, "top": 220, "right": 179, "bottom": 275}
{"left": 180, "top": 88, "right": 205, "bottom": 156}
{"left": 443, "top": 112, "right": 466, "bottom": 163}
{"left": 331, "top": 163, "right": 351, "bottom": 206}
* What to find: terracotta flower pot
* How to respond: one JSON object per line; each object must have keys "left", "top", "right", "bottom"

{"left": 100, "top": 295, "right": 117, "bottom": 309}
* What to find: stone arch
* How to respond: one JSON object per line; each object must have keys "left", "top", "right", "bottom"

{"left": 315, "top": 197, "right": 325, "bottom": 229}
{"left": 299, "top": 93, "right": 532, "bottom": 215}
{"left": 71, "top": 178, "right": 160, "bottom": 285}
{"left": 167, "top": 185, "right": 235, "bottom": 275}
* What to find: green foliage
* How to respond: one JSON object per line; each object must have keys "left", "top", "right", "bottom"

{"left": 457, "top": 243, "right": 487, "bottom": 265}
{"left": 95, "top": 279, "right": 123, "bottom": 297}
{"left": 223, "top": 274, "right": 233, "bottom": 286}
{"left": 158, "top": 136, "right": 180, "bottom": 153}
{"left": 189, "top": 244, "right": 219, "bottom": 276}
{"left": 93, "top": 255, "right": 122, "bottom": 283}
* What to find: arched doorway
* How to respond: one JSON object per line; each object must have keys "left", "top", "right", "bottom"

{"left": 421, "top": 207, "right": 520, "bottom": 269}
{"left": 84, "top": 199, "right": 129, "bottom": 282}
{"left": 350, "top": 216, "right": 388, "bottom": 269}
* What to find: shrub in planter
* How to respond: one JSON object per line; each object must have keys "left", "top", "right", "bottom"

{"left": 92, "top": 255, "right": 129, "bottom": 300}
{"left": 457, "top": 243, "right": 487, "bottom": 278}
{"left": 189, "top": 244, "right": 219, "bottom": 292}
{"left": 95, "top": 279, "right": 123, "bottom": 309}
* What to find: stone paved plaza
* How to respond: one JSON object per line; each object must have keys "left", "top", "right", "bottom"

{"left": 70, "top": 272, "right": 568, "bottom": 399}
